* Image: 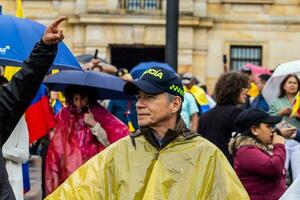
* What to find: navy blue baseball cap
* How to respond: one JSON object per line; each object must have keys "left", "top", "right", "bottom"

{"left": 123, "top": 67, "right": 185, "bottom": 100}
{"left": 234, "top": 108, "right": 282, "bottom": 133}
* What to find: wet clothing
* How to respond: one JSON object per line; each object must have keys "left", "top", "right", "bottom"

{"left": 198, "top": 104, "right": 243, "bottom": 163}
{"left": 0, "top": 41, "right": 57, "bottom": 200}
{"left": 45, "top": 104, "right": 129, "bottom": 194}
{"left": 46, "top": 118, "right": 249, "bottom": 200}
{"left": 229, "top": 136, "right": 286, "bottom": 200}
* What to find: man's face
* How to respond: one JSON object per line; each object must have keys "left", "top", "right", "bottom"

{"left": 135, "top": 91, "right": 174, "bottom": 127}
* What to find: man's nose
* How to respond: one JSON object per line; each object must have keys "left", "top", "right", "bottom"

{"left": 136, "top": 99, "right": 145, "bottom": 108}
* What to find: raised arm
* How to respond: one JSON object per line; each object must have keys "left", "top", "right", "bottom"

{"left": 0, "top": 16, "right": 66, "bottom": 145}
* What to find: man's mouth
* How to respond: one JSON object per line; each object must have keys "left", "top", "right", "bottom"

{"left": 138, "top": 113, "right": 149, "bottom": 116}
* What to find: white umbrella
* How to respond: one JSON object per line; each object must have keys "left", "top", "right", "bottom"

{"left": 262, "top": 60, "right": 300, "bottom": 105}
{"left": 280, "top": 175, "right": 300, "bottom": 200}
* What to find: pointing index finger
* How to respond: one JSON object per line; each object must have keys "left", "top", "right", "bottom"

{"left": 50, "top": 16, "right": 67, "bottom": 28}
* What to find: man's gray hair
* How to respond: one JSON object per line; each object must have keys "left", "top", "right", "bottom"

{"left": 167, "top": 93, "right": 183, "bottom": 120}
{"left": 167, "top": 93, "right": 176, "bottom": 102}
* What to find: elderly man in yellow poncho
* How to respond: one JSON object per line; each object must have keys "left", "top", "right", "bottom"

{"left": 45, "top": 67, "right": 249, "bottom": 200}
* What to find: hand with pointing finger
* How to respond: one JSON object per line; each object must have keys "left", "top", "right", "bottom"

{"left": 42, "top": 16, "right": 67, "bottom": 45}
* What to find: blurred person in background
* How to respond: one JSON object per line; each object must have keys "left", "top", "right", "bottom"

{"left": 241, "top": 66, "right": 259, "bottom": 99}
{"left": 180, "top": 91, "right": 199, "bottom": 131}
{"left": 269, "top": 74, "right": 300, "bottom": 181}
{"left": 45, "top": 85, "right": 129, "bottom": 194}
{"left": 229, "top": 108, "right": 286, "bottom": 200}
{"left": 1, "top": 76, "right": 29, "bottom": 200}
{"left": 251, "top": 74, "right": 271, "bottom": 112}
{"left": 108, "top": 68, "right": 138, "bottom": 132}
{"left": 82, "top": 58, "right": 117, "bottom": 75}
{"left": 181, "top": 73, "right": 210, "bottom": 114}
{"left": 198, "top": 72, "right": 249, "bottom": 164}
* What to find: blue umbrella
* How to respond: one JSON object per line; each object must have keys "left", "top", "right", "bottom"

{"left": 44, "top": 70, "right": 134, "bottom": 100}
{"left": 130, "top": 61, "right": 176, "bottom": 79}
{"left": 0, "top": 15, "right": 81, "bottom": 70}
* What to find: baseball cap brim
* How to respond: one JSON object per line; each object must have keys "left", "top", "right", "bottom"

{"left": 123, "top": 80, "right": 164, "bottom": 95}
{"left": 261, "top": 115, "right": 282, "bottom": 125}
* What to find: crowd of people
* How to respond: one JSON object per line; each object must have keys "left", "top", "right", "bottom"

{"left": 1, "top": 16, "right": 300, "bottom": 200}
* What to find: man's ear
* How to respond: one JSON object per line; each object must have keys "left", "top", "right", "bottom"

{"left": 170, "top": 96, "right": 182, "bottom": 114}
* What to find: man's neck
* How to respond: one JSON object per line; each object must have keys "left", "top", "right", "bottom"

{"left": 150, "top": 117, "right": 177, "bottom": 139}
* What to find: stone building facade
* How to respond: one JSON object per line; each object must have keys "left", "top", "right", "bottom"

{"left": 2, "top": 0, "right": 300, "bottom": 91}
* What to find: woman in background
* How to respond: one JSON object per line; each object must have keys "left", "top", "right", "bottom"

{"left": 269, "top": 74, "right": 300, "bottom": 181}
{"left": 229, "top": 108, "right": 286, "bottom": 200}
{"left": 45, "top": 85, "right": 129, "bottom": 194}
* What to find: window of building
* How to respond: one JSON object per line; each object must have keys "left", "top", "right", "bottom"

{"left": 230, "top": 46, "right": 262, "bottom": 71}
{"left": 120, "top": 0, "right": 161, "bottom": 10}
{"left": 128, "top": 0, "right": 141, "bottom": 10}
{"left": 222, "top": 0, "right": 274, "bottom": 4}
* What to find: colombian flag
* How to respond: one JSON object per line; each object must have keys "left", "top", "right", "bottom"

{"left": 184, "top": 85, "right": 210, "bottom": 113}
{"left": 291, "top": 92, "right": 300, "bottom": 117}
{"left": 25, "top": 84, "right": 56, "bottom": 143}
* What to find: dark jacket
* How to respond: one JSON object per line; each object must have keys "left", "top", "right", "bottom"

{"left": 229, "top": 136, "right": 286, "bottom": 200}
{"left": 0, "top": 41, "right": 57, "bottom": 199}
{"left": 198, "top": 104, "right": 242, "bottom": 163}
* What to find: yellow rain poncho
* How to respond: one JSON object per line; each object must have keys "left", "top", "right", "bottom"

{"left": 46, "top": 124, "right": 249, "bottom": 200}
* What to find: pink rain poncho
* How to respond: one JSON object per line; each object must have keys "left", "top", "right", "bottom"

{"left": 45, "top": 104, "right": 129, "bottom": 194}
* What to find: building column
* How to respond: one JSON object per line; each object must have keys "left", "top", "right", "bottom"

{"left": 192, "top": 28, "right": 208, "bottom": 86}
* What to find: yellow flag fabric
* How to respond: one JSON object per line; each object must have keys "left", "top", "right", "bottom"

{"left": 45, "top": 135, "right": 249, "bottom": 200}
{"left": 16, "top": 0, "right": 24, "bottom": 18}
{"left": 51, "top": 69, "right": 60, "bottom": 75}
{"left": 184, "top": 85, "right": 208, "bottom": 106}
{"left": 4, "top": 67, "right": 21, "bottom": 81}
{"left": 291, "top": 92, "right": 300, "bottom": 117}
{"left": 247, "top": 82, "right": 259, "bottom": 98}
{"left": 128, "top": 121, "right": 135, "bottom": 133}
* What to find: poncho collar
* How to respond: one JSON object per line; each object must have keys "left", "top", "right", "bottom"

{"left": 131, "top": 118, "right": 198, "bottom": 150}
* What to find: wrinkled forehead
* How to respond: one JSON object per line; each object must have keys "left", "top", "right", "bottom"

{"left": 136, "top": 90, "right": 168, "bottom": 97}
{"left": 136, "top": 90, "right": 164, "bottom": 96}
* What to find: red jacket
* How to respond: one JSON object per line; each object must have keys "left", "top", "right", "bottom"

{"left": 45, "top": 104, "right": 129, "bottom": 194}
{"left": 234, "top": 143, "right": 286, "bottom": 200}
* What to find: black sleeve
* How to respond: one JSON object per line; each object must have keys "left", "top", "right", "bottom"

{"left": 0, "top": 41, "right": 57, "bottom": 146}
{"left": 231, "top": 107, "right": 243, "bottom": 132}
